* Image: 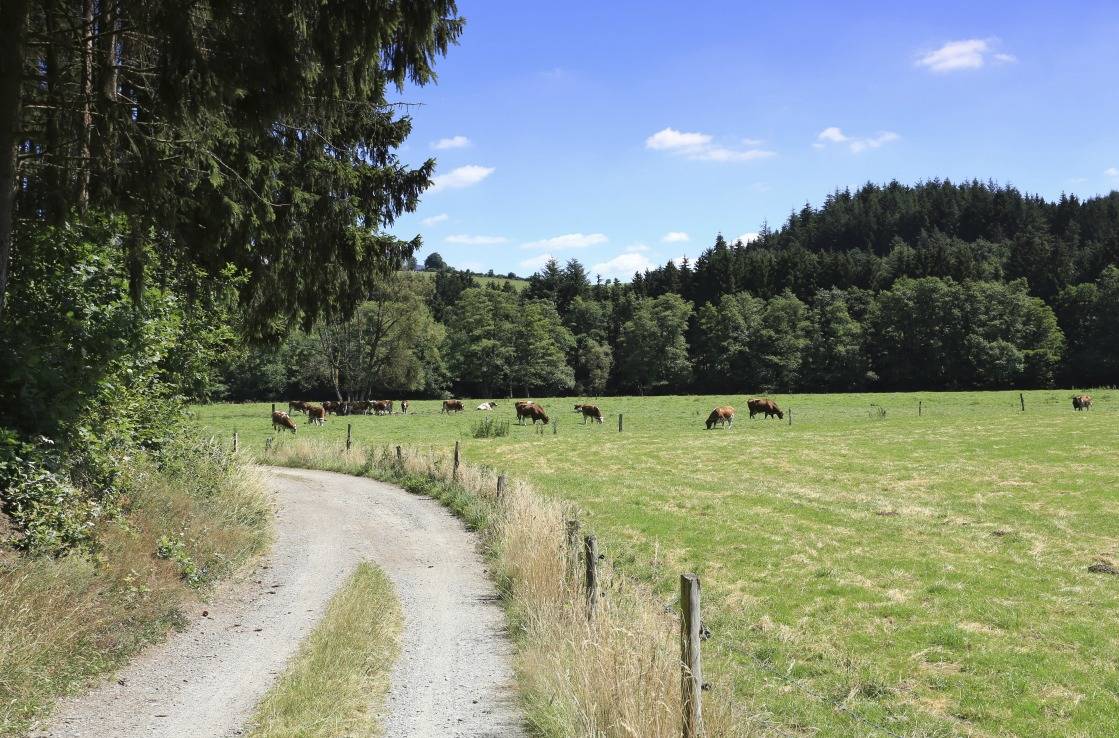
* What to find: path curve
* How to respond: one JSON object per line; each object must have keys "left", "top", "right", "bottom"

{"left": 38, "top": 466, "right": 525, "bottom": 738}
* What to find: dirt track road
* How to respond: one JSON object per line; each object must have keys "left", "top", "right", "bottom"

{"left": 38, "top": 466, "right": 525, "bottom": 738}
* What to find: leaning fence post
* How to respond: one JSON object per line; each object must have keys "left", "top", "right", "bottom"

{"left": 680, "top": 573, "right": 703, "bottom": 738}
{"left": 453, "top": 440, "right": 461, "bottom": 482}
{"left": 584, "top": 535, "right": 599, "bottom": 621}
{"left": 496, "top": 474, "right": 507, "bottom": 500}
{"left": 346, "top": 423, "right": 352, "bottom": 451}
{"left": 232, "top": 430, "right": 238, "bottom": 453}
{"left": 1020, "top": 392, "right": 1025, "bottom": 412}
{"left": 618, "top": 413, "right": 623, "bottom": 433}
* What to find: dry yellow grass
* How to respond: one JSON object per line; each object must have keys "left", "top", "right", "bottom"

{"left": 246, "top": 562, "right": 402, "bottom": 738}
{"left": 265, "top": 439, "right": 747, "bottom": 738}
{"left": 0, "top": 449, "right": 271, "bottom": 737}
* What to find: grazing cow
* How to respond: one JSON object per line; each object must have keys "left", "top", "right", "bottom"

{"left": 442, "top": 399, "right": 464, "bottom": 413}
{"left": 272, "top": 410, "right": 297, "bottom": 433}
{"left": 305, "top": 404, "right": 326, "bottom": 426}
{"left": 747, "top": 398, "right": 784, "bottom": 420}
{"left": 288, "top": 400, "right": 308, "bottom": 415}
{"left": 705, "top": 406, "right": 735, "bottom": 429}
{"left": 516, "top": 402, "right": 549, "bottom": 425}
{"left": 349, "top": 400, "right": 372, "bottom": 415}
{"left": 372, "top": 400, "right": 393, "bottom": 415}
{"left": 476, "top": 401, "right": 498, "bottom": 411}
{"left": 322, "top": 400, "right": 339, "bottom": 415}
{"left": 1073, "top": 394, "right": 1093, "bottom": 411}
{"left": 576, "top": 404, "right": 603, "bottom": 424}
{"left": 400, "top": 400, "right": 409, "bottom": 415}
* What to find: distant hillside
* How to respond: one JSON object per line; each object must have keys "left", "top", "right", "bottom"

{"left": 408, "top": 270, "right": 529, "bottom": 291}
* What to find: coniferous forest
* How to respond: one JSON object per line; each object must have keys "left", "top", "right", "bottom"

{"left": 221, "top": 180, "right": 1119, "bottom": 401}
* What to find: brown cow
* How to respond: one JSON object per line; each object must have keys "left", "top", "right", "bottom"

{"left": 400, "top": 400, "right": 409, "bottom": 415}
{"left": 371, "top": 400, "right": 392, "bottom": 415}
{"left": 747, "top": 398, "right": 784, "bottom": 420}
{"left": 349, "top": 400, "right": 373, "bottom": 415}
{"left": 516, "top": 402, "right": 549, "bottom": 425}
{"left": 576, "top": 404, "right": 603, "bottom": 424}
{"left": 1073, "top": 394, "right": 1093, "bottom": 411}
{"left": 288, "top": 400, "right": 308, "bottom": 415}
{"left": 272, "top": 410, "right": 297, "bottom": 433}
{"left": 442, "top": 399, "right": 464, "bottom": 413}
{"left": 705, "top": 406, "right": 735, "bottom": 429}
{"left": 305, "top": 404, "right": 326, "bottom": 426}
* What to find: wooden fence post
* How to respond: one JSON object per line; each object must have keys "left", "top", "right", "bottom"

{"left": 496, "top": 474, "right": 506, "bottom": 500}
{"left": 788, "top": 408, "right": 793, "bottom": 426}
{"left": 346, "top": 423, "right": 352, "bottom": 451}
{"left": 618, "top": 413, "right": 623, "bottom": 433}
{"left": 919, "top": 400, "right": 922, "bottom": 417}
{"left": 453, "top": 440, "right": 461, "bottom": 482}
{"left": 1020, "top": 392, "right": 1025, "bottom": 412}
{"left": 232, "top": 430, "right": 238, "bottom": 453}
{"left": 566, "top": 520, "right": 581, "bottom": 580}
{"left": 680, "top": 573, "right": 703, "bottom": 738}
{"left": 584, "top": 535, "right": 598, "bottom": 621}
{"left": 553, "top": 418, "right": 558, "bottom": 435}
{"left": 395, "top": 445, "right": 403, "bottom": 468}
{"left": 271, "top": 402, "right": 276, "bottom": 414}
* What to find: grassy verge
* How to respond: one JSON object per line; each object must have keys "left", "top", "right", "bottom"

{"left": 0, "top": 440, "right": 271, "bottom": 737}
{"left": 246, "top": 562, "right": 402, "bottom": 738}
{"left": 263, "top": 439, "right": 743, "bottom": 737}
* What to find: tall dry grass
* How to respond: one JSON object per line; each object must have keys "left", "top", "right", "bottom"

{"left": 0, "top": 448, "right": 270, "bottom": 737}
{"left": 264, "top": 437, "right": 748, "bottom": 737}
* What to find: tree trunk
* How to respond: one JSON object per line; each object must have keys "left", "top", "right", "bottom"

{"left": 77, "top": 0, "right": 94, "bottom": 210}
{"left": 0, "top": 0, "right": 30, "bottom": 321}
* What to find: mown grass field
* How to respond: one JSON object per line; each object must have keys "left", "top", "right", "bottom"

{"left": 195, "top": 390, "right": 1119, "bottom": 737}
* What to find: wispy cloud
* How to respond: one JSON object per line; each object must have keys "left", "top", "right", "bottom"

{"left": 814, "top": 127, "right": 899, "bottom": 154}
{"left": 592, "top": 251, "right": 654, "bottom": 280}
{"left": 429, "top": 164, "right": 494, "bottom": 193}
{"left": 916, "top": 38, "right": 1016, "bottom": 73}
{"left": 1105, "top": 167, "right": 1119, "bottom": 177}
{"left": 432, "top": 135, "right": 471, "bottom": 150}
{"left": 645, "top": 127, "right": 775, "bottom": 163}
{"left": 624, "top": 243, "right": 650, "bottom": 253}
{"left": 444, "top": 234, "right": 509, "bottom": 245}
{"left": 520, "top": 253, "right": 556, "bottom": 271}
{"left": 662, "top": 231, "right": 690, "bottom": 243}
{"left": 522, "top": 232, "right": 608, "bottom": 251}
{"left": 421, "top": 213, "right": 449, "bottom": 227}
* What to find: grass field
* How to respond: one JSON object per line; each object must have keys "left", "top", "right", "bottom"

{"left": 196, "top": 390, "right": 1119, "bottom": 737}
{"left": 408, "top": 270, "right": 528, "bottom": 291}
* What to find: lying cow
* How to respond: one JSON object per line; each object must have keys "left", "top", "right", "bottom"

{"left": 706, "top": 406, "right": 735, "bottom": 429}
{"left": 305, "top": 404, "right": 326, "bottom": 426}
{"left": 442, "top": 399, "right": 464, "bottom": 413}
{"left": 516, "top": 402, "right": 549, "bottom": 425}
{"left": 575, "top": 404, "right": 603, "bottom": 424}
{"left": 272, "top": 410, "right": 297, "bottom": 433}
{"left": 476, "top": 401, "right": 498, "bottom": 411}
{"left": 1073, "top": 394, "right": 1093, "bottom": 411}
{"left": 747, "top": 397, "right": 784, "bottom": 420}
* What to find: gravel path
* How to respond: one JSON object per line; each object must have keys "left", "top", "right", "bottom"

{"left": 37, "top": 466, "right": 525, "bottom": 738}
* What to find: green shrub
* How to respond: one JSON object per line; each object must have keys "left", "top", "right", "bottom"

{"left": 471, "top": 417, "right": 510, "bottom": 438}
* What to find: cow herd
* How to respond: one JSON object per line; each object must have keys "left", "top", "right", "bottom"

{"left": 269, "top": 393, "right": 1098, "bottom": 434}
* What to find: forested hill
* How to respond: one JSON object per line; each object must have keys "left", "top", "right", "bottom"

{"left": 636, "top": 180, "right": 1119, "bottom": 305}
{"left": 220, "top": 182, "right": 1119, "bottom": 401}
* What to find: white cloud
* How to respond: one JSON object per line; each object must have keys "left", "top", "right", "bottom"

{"left": 591, "top": 252, "right": 655, "bottom": 280}
{"left": 1105, "top": 167, "right": 1119, "bottom": 177}
{"left": 429, "top": 164, "right": 494, "bottom": 193}
{"left": 421, "top": 213, "right": 449, "bottom": 227}
{"left": 735, "top": 232, "right": 760, "bottom": 245}
{"left": 444, "top": 234, "right": 509, "bottom": 245}
{"left": 815, "top": 127, "right": 899, "bottom": 154}
{"left": 519, "top": 253, "right": 556, "bottom": 271}
{"left": 671, "top": 255, "right": 688, "bottom": 268}
{"left": 662, "top": 231, "right": 690, "bottom": 243}
{"left": 645, "top": 128, "right": 712, "bottom": 150}
{"left": 741, "top": 137, "right": 765, "bottom": 147}
{"left": 522, "top": 232, "right": 608, "bottom": 251}
{"left": 432, "top": 135, "right": 471, "bottom": 150}
{"left": 916, "top": 38, "right": 1016, "bottom": 73}
{"left": 645, "top": 127, "right": 774, "bottom": 163}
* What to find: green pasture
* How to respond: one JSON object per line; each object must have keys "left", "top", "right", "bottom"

{"left": 195, "top": 391, "right": 1119, "bottom": 737}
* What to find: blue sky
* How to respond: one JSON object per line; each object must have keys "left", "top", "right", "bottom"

{"left": 389, "top": 1, "right": 1119, "bottom": 280}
